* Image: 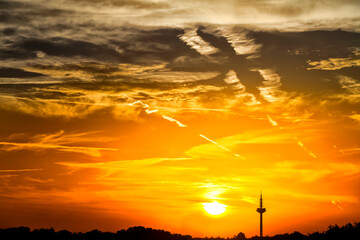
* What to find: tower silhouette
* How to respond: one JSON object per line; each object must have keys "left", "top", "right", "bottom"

{"left": 256, "top": 192, "right": 266, "bottom": 238}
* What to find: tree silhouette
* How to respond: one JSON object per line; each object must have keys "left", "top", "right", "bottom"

{"left": 235, "top": 232, "right": 246, "bottom": 240}
{"left": 0, "top": 222, "right": 358, "bottom": 240}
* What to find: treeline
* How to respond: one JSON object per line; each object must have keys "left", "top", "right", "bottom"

{"left": 0, "top": 226, "right": 191, "bottom": 240}
{"left": 247, "top": 223, "right": 360, "bottom": 240}
{"left": 0, "top": 222, "right": 359, "bottom": 240}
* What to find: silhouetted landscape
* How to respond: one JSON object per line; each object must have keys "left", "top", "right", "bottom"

{"left": 1, "top": 0, "right": 360, "bottom": 238}
{"left": 0, "top": 222, "right": 359, "bottom": 240}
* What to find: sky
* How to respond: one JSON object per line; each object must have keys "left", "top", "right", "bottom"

{"left": 1, "top": 0, "right": 360, "bottom": 238}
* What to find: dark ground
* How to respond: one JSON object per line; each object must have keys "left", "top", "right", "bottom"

{"left": 0, "top": 222, "right": 359, "bottom": 240}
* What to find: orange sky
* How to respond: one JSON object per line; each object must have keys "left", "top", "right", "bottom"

{"left": 0, "top": 0, "right": 360, "bottom": 238}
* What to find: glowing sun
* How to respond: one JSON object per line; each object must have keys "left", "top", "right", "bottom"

{"left": 202, "top": 201, "right": 227, "bottom": 215}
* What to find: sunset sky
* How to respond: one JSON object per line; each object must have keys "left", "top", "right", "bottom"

{"left": 1, "top": 0, "right": 360, "bottom": 237}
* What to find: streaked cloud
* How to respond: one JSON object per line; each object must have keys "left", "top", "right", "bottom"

{"left": 330, "top": 75, "right": 360, "bottom": 103}
{"left": 25, "top": 63, "right": 220, "bottom": 83}
{"left": 339, "top": 76, "right": 360, "bottom": 95}
{"left": 256, "top": 69, "right": 287, "bottom": 103}
{"left": 307, "top": 48, "right": 360, "bottom": 70}
{"left": 0, "top": 141, "right": 118, "bottom": 157}
{"left": 223, "top": 70, "right": 260, "bottom": 106}
{"left": 0, "top": 169, "right": 43, "bottom": 172}
{"left": 0, "top": 131, "right": 117, "bottom": 157}
{"left": 207, "top": 26, "right": 262, "bottom": 56}
{"left": 223, "top": 70, "right": 244, "bottom": 89}
{"left": 57, "top": 157, "right": 192, "bottom": 172}
{"left": 179, "top": 28, "right": 219, "bottom": 55}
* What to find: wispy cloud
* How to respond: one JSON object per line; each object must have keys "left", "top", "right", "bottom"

{"left": 179, "top": 28, "right": 219, "bottom": 55}
{"left": 2, "top": 0, "right": 360, "bottom": 44}
{"left": 0, "top": 168, "right": 43, "bottom": 172}
{"left": 330, "top": 75, "right": 360, "bottom": 103}
{"left": 208, "top": 26, "right": 261, "bottom": 56}
{"left": 307, "top": 49, "right": 360, "bottom": 70}
{"left": 57, "top": 157, "right": 191, "bottom": 169}
{"left": 0, "top": 131, "right": 118, "bottom": 157}
{"left": 223, "top": 70, "right": 260, "bottom": 106}
{"left": 256, "top": 69, "right": 287, "bottom": 103}
{"left": 0, "top": 141, "right": 118, "bottom": 157}
{"left": 339, "top": 76, "right": 360, "bottom": 95}
{"left": 56, "top": 157, "right": 193, "bottom": 178}
{"left": 26, "top": 63, "right": 220, "bottom": 83}
{"left": 223, "top": 70, "right": 244, "bottom": 89}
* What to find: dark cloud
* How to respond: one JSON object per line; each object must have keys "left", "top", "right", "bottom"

{"left": 0, "top": 0, "right": 31, "bottom": 11}
{"left": 18, "top": 38, "right": 122, "bottom": 62}
{"left": 0, "top": 0, "right": 73, "bottom": 25}
{"left": 110, "top": 28, "right": 199, "bottom": 64}
{"left": 75, "top": 0, "right": 170, "bottom": 9}
{"left": 2, "top": 25, "right": 359, "bottom": 101}
{"left": 0, "top": 15, "right": 359, "bottom": 114}
{"left": 31, "top": 62, "right": 122, "bottom": 75}
{"left": 0, "top": 67, "right": 45, "bottom": 78}
{"left": 256, "top": 0, "right": 360, "bottom": 17}
{"left": 253, "top": 30, "right": 360, "bottom": 59}
{"left": 0, "top": 48, "right": 37, "bottom": 61}
{"left": 2, "top": 28, "right": 16, "bottom": 36}
{"left": 1, "top": 27, "right": 200, "bottom": 64}
{"left": 252, "top": 30, "right": 360, "bottom": 93}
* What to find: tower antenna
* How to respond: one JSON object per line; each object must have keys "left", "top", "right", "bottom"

{"left": 256, "top": 191, "right": 266, "bottom": 238}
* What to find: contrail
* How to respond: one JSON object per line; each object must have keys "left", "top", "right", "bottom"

{"left": 145, "top": 109, "right": 158, "bottom": 114}
{"left": 128, "top": 100, "right": 149, "bottom": 108}
{"left": 266, "top": 116, "right": 317, "bottom": 159}
{"left": 199, "top": 134, "right": 245, "bottom": 159}
{"left": 296, "top": 138, "right": 317, "bottom": 158}
{"left": 331, "top": 200, "right": 344, "bottom": 211}
{"left": 162, "top": 115, "right": 188, "bottom": 127}
{"left": 267, "top": 115, "right": 278, "bottom": 127}
{"left": 127, "top": 100, "right": 244, "bottom": 159}
{"left": 266, "top": 114, "right": 317, "bottom": 158}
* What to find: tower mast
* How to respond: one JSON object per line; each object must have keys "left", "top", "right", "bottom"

{"left": 256, "top": 191, "right": 266, "bottom": 238}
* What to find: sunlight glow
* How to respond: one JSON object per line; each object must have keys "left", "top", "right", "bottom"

{"left": 202, "top": 201, "right": 227, "bottom": 215}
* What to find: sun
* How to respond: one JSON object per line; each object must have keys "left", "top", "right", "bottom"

{"left": 202, "top": 201, "right": 227, "bottom": 215}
